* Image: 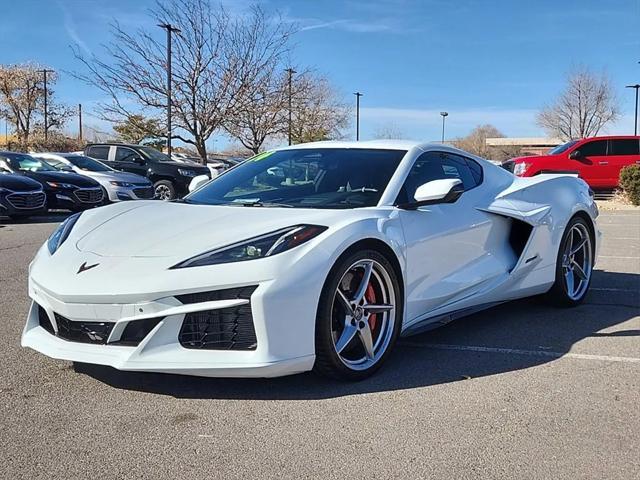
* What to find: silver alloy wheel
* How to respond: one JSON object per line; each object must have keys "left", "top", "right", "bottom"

{"left": 331, "top": 259, "right": 396, "bottom": 371}
{"left": 561, "top": 223, "right": 593, "bottom": 301}
{"left": 155, "top": 184, "right": 172, "bottom": 200}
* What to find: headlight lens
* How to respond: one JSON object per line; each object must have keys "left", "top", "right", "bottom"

{"left": 513, "top": 162, "right": 530, "bottom": 176}
{"left": 46, "top": 181, "right": 76, "bottom": 189}
{"left": 178, "top": 168, "right": 197, "bottom": 177}
{"left": 171, "top": 224, "right": 327, "bottom": 268}
{"left": 47, "top": 213, "right": 81, "bottom": 255}
{"left": 110, "top": 181, "right": 135, "bottom": 187}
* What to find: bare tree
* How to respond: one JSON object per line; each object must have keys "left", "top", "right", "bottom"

{"left": 537, "top": 67, "right": 620, "bottom": 140}
{"left": 0, "top": 63, "right": 71, "bottom": 149}
{"left": 290, "top": 72, "right": 350, "bottom": 143}
{"left": 373, "top": 122, "right": 405, "bottom": 139}
{"left": 224, "top": 66, "right": 289, "bottom": 154}
{"left": 73, "top": 0, "right": 292, "bottom": 162}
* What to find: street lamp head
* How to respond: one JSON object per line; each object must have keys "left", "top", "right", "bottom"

{"left": 626, "top": 84, "right": 640, "bottom": 89}
{"left": 354, "top": 92, "right": 363, "bottom": 97}
{"left": 440, "top": 111, "right": 448, "bottom": 117}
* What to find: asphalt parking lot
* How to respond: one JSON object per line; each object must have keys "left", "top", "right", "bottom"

{"left": 1, "top": 209, "right": 638, "bottom": 480}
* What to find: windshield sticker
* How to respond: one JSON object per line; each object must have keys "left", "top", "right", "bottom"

{"left": 249, "top": 151, "right": 274, "bottom": 162}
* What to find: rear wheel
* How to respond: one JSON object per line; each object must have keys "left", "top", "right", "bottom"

{"left": 314, "top": 250, "right": 402, "bottom": 380}
{"left": 546, "top": 216, "right": 594, "bottom": 307}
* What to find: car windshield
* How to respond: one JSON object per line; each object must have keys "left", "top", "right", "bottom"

{"left": 139, "top": 146, "right": 173, "bottom": 162}
{"left": 64, "top": 155, "right": 113, "bottom": 172}
{"left": 185, "top": 148, "right": 406, "bottom": 209}
{"left": 2, "top": 153, "right": 58, "bottom": 172}
{"left": 548, "top": 140, "right": 578, "bottom": 155}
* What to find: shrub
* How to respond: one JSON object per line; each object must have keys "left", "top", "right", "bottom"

{"left": 619, "top": 164, "right": 640, "bottom": 206}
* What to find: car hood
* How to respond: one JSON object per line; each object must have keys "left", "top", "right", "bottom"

{"left": 0, "top": 174, "right": 42, "bottom": 191}
{"left": 508, "top": 154, "right": 558, "bottom": 163}
{"left": 80, "top": 170, "right": 150, "bottom": 184}
{"left": 23, "top": 170, "right": 100, "bottom": 187}
{"left": 74, "top": 201, "right": 347, "bottom": 258}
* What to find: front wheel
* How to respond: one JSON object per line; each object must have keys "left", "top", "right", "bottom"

{"left": 154, "top": 180, "right": 176, "bottom": 200}
{"left": 546, "top": 216, "right": 594, "bottom": 307}
{"left": 314, "top": 250, "right": 402, "bottom": 380}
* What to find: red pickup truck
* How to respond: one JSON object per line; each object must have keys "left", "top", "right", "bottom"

{"left": 503, "top": 136, "right": 640, "bottom": 190}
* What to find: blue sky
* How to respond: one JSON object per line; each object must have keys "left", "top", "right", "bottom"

{"left": 2, "top": 0, "right": 639, "bottom": 150}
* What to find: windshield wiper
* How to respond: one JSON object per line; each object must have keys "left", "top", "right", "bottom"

{"left": 232, "top": 200, "right": 294, "bottom": 208}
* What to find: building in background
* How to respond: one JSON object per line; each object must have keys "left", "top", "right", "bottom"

{"left": 485, "top": 137, "right": 562, "bottom": 157}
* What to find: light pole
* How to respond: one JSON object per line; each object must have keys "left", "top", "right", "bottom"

{"left": 285, "top": 68, "right": 296, "bottom": 145}
{"left": 78, "top": 103, "right": 83, "bottom": 141}
{"left": 158, "top": 23, "right": 181, "bottom": 156}
{"left": 354, "top": 92, "right": 363, "bottom": 141}
{"left": 440, "top": 111, "right": 448, "bottom": 143}
{"left": 38, "top": 69, "right": 53, "bottom": 142}
{"left": 626, "top": 84, "right": 640, "bottom": 136}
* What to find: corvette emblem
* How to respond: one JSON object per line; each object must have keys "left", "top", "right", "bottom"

{"left": 77, "top": 262, "right": 100, "bottom": 274}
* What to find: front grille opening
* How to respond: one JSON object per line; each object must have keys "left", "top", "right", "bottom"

{"left": 54, "top": 313, "right": 114, "bottom": 344}
{"left": 111, "top": 317, "right": 163, "bottom": 346}
{"left": 179, "top": 305, "right": 257, "bottom": 350}
{"left": 176, "top": 286, "right": 257, "bottom": 304}
{"left": 37, "top": 304, "right": 55, "bottom": 334}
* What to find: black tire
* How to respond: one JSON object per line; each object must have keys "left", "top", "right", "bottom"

{"left": 313, "top": 249, "right": 403, "bottom": 381}
{"left": 154, "top": 180, "right": 176, "bottom": 200}
{"left": 545, "top": 215, "right": 594, "bottom": 307}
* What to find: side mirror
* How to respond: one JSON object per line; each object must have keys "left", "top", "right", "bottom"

{"left": 60, "top": 165, "right": 74, "bottom": 172}
{"left": 399, "top": 178, "right": 464, "bottom": 210}
{"left": 188, "top": 174, "right": 210, "bottom": 193}
{"left": 569, "top": 150, "right": 582, "bottom": 160}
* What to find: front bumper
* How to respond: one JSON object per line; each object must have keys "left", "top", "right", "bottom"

{"left": 47, "top": 187, "right": 104, "bottom": 211}
{"left": 0, "top": 190, "right": 47, "bottom": 216}
{"left": 107, "top": 185, "right": 155, "bottom": 202}
{"left": 22, "top": 267, "right": 317, "bottom": 378}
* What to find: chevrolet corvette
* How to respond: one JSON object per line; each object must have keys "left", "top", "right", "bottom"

{"left": 22, "top": 140, "right": 600, "bottom": 380}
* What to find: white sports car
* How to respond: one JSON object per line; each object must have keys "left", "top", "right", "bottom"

{"left": 22, "top": 140, "right": 600, "bottom": 380}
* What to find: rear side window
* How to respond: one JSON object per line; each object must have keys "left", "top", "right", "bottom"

{"left": 87, "top": 146, "right": 110, "bottom": 160}
{"left": 578, "top": 140, "right": 607, "bottom": 156}
{"left": 609, "top": 139, "right": 640, "bottom": 156}
{"left": 397, "top": 151, "right": 480, "bottom": 204}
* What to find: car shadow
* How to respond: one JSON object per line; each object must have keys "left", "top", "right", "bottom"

{"left": 0, "top": 211, "right": 71, "bottom": 225}
{"left": 73, "top": 270, "right": 640, "bottom": 400}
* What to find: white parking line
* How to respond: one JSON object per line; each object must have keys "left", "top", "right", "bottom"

{"left": 591, "top": 287, "right": 639, "bottom": 292}
{"left": 598, "top": 255, "right": 640, "bottom": 260}
{"left": 400, "top": 342, "right": 640, "bottom": 364}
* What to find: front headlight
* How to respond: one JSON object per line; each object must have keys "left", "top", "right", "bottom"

{"left": 171, "top": 224, "right": 328, "bottom": 268}
{"left": 46, "top": 181, "right": 76, "bottom": 189}
{"left": 513, "top": 162, "right": 530, "bottom": 176}
{"left": 47, "top": 213, "right": 81, "bottom": 255}
{"left": 178, "top": 168, "right": 197, "bottom": 177}
{"left": 110, "top": 181, "right": 135, "bottom": 187}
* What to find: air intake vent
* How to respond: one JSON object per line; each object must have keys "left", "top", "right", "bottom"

{"left": 176, "top": 286, "right": 257, "bottom": 304}
{"left": 54, "top": 313, "right": 114, "bottom": 344}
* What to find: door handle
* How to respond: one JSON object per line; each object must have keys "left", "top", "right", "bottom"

{"left": 598, "top": 161, "right": 608, "bottom": 165}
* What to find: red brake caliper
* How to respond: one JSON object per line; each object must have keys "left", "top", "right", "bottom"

{"left": 365, "top": 283, "right": 377, "bottom": 332}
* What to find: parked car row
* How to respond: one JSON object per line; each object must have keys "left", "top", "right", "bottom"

{"left": 503, "top": 135, "right": 640, "bottom": 190}
{"left": 0, "top": 143, "right": 223, "bottom": 219}
{"left": 84, "top": 143, "right": 211, "bottom": 200}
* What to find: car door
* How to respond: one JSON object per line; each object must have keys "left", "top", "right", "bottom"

{"left": 570, "top": 139, "right": 609, "bottom": 188}
{"left": 86, "top": 146, "right": 111, "bottom": 165}
{"left": 608, "top": 138, "right": 640, "bottom": 188}
{"left": 114, "top": 146, "right": 148, "bottom": 176}
{"left": 396, "top": 151, "right": 513, "bottom": 324}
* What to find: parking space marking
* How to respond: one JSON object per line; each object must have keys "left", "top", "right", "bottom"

{"left": 598, "top": 255, "right": 640, "bottom": 260}
{"left": 591, "top": 287, "right": 639, "bottom": 292}
{"left": 400, "top": 342, "right": 640, "bottom": 364}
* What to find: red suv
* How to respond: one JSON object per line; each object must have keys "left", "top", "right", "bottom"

{"left": 503, "top": 136, "right": 640, "bottom": 190}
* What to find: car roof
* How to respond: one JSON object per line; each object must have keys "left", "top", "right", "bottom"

{"left": 279, "top": 139, "right": 427, "bottom": 151}
{"left": 575, "top": 135, "right": 640, "bottom": 141}
{"left": 86, "top": 142, "right": 143, "bottom": 148}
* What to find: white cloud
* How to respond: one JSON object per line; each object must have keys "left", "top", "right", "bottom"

{"left": 58, "top": 1, "right": 91, "bottom": 54}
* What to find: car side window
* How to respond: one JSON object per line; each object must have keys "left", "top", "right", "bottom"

{"left": 396, "top": 151, "right": 479, "bottom": 204}
{"left": 115, "top": 147, "right": 138, "bottom": 162}
{"left": 578, "top": 140, "right": 607, "bottom": 157}
{"left": 44, "top": 159, "right": 65, "bottom": 169}
{"left": 609, "top": 139, "right": 640, "bottom": 156}
{"left": 87, "top": 146, "right": 110, "bottom": 160}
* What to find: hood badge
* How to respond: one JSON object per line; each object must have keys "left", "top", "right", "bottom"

{"left": 77, "top": 261, "right": 100, "bottom": 274}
